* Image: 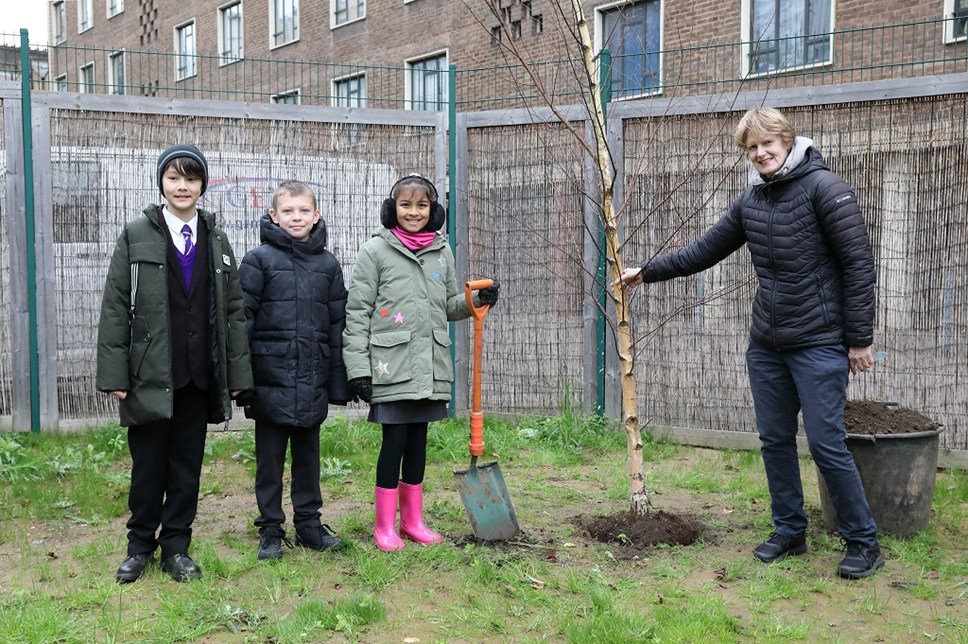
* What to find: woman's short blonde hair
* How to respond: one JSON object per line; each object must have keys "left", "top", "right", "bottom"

{"left": 734, "top": 108, "right": 796, "bottom": 149}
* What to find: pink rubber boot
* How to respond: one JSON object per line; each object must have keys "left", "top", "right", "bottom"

{"left": 373, "top": 486, "right": 405, "bottom": 552}
{"left": 398, "top": 481, "right": 442, "bottom": 545}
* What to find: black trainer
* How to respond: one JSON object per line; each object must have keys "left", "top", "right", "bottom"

{"left": 753, "top": 532, "right": 807, "bottom": 563}
{"left": 295, "top": 524, "right": 344, "bottom": 552}
{"left": 837, "top": 541, "right": 885, "bottom": 579}
{"left": 258, "top": 527, "right": 293, "bottom": 560}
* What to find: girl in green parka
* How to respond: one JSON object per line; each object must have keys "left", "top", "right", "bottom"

{"left": 343, "top": 174, "right": 500, "bottom": 552}
{"left": 96, "top": 144, "right": 253, "bottom": 583}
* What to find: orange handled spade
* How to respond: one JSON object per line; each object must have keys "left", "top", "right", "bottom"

{"left": 453, "top": 278, "right": 521, "bottom": 541}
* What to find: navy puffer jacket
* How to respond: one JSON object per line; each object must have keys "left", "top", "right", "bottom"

{"left": 641, "top": 141, "right": 875, "bottom": 351}
{"left": 239, "top": 214, "right": 349, "bottom": 427}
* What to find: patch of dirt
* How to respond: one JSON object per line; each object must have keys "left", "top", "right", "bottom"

{"left": 844, "top": 400, "right": 942, "bottom": 435}
{"left": 576, "top": 510, "right": 703, "bottom": 552}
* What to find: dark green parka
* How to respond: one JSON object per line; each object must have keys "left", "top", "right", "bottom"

{"left": 96, "top": 205, "right": 253, "bottom": 426}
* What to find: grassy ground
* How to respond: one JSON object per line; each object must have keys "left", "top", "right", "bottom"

{"left": 0, "top": 414, "right": 965, "bottom": 643}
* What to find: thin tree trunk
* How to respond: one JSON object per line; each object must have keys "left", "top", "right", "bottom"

{"left": 571, "top": 0, "right": 649, "bottom": 515}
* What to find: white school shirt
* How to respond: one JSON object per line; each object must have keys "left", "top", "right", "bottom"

{"left": 162, "top": 206, "right": 198, "bottom": 253}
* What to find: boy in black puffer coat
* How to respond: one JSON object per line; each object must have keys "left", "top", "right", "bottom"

{"left": 239, "top": 180, "right": 349, "bottom": 559}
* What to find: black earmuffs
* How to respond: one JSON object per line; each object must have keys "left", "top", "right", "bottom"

{"left": 380, "top": 174, "right": 446, "bottom": 232}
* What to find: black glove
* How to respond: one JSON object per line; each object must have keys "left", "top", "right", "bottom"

{"left": 479, "top": 281, "right": 500, "bottom": 307}
{"left": 349, "top": 377, "right": 373, "bottom": 403}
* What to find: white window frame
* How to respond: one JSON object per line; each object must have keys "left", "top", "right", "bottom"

{"left": 271, "top": 88, "right": 301, "bottom": 104}
{"left": 79, "top": 62, "right": 95, "bottom": 93}
{"left": 108, "top": 50, "right": 126, "bottom": 95}
{"left": 945, "top": 0, "right": 968, "bottom": 42}
{"left": 741, "top": 0, "right": 835, "bottom": 77}
{"left": 593, "top": 0, "right": 664, "bottom": 100}
{"left": 78, "top": 0, "right": 94, "bottom": 33}
{"left": 107, "top": 0, "right": 124, "bottom": 19}
{"left": 52, "top": 1, "right": 67, "bottom": 44}
{"left": 174, "top": 20, "right": 198, "bottom": 81}
{"left": 332, "top": 72, "right": 366, "bottom": 107}
{"left": 55, "top": 74, "right": 68, "bottom": 92}
{"left": 270, "top": 0, "right": 300, "bottom": 48}
{"left": 331, "top": 0, "right": 366, "bottom": 28}
{"left": 218, "top": 1, "right": 244, "bottom": 65}
{"left": 405, "top": 51, "right": 448, "bottom": 111}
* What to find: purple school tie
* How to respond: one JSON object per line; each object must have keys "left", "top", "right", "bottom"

{"left": 181, "top": 224, "right": 193, "bottom": 255}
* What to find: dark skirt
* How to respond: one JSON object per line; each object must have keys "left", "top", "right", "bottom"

{"left": 368, "top": 399, "right": 449, "bottom": 424}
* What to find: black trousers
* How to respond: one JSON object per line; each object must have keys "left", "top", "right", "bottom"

{"left": 254, "top": 421, "right": 322, "bottom": 532}
{"left": 126, "top": 383, "right": 208, "bottom": 559}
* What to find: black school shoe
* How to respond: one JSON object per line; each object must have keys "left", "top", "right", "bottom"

{"left": 161, "top": 553, "right": 202, "bottom": 582}
{"left": 753, "top": 532, "right": 807, "bottom": 563}
{"left": 837, "top": 541, "right": 885, "bottom": 579}
{"left": 116, "top": 553, "right": 153, "bottom": 583}
{"left": 295, "top": 524, "right": 344, "bottom": 552}
{"left": 258, "top": 526, "right": 294, "bottom": 560}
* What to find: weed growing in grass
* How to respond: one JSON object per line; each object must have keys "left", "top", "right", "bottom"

{"left": 0, "top": 434, "right": 41, "bottom": 482}
{"left": 320, "top": 456, "right": 352, "bottom": 479}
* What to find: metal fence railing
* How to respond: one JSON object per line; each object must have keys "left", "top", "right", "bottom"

{"left": 4, "top": 17, "right": 968, "bottom": 110}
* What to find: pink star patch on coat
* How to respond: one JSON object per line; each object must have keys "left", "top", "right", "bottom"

{"left": 394, "top": 312, "right": 405, "bottom": 324}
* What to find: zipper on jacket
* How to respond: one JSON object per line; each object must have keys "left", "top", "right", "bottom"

{"left": 815, "top": 275, "right": 831, "bottom": 327}
{"left": 766, "top": 190, "right": 780, "bottom": 350}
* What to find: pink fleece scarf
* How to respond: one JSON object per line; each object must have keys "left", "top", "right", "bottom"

{"left": 391, "top": 227, "right": 437, "bottom": 251}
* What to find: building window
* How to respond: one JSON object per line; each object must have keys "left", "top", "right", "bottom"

{"left": 598, "top": 1, "right": 661, "bottom": 99}
{"left": 746, "top": 0, "right": 833, "bottom": 74}
{"left": 947, "top": 0, "right": 968, "bottom": 41}
{"left": 334, "top": 74, "right": 365, "bottom": 145}
{"left": 55, "top": 74, "right": 68, "bottom": 92}
{"left": 52, "top": 2, "right": 67, "bottom": 43}
{"left": 79, "top": 63, "right": 95, "bottom": 93}
{"left": 333, "top": 0, "right": 365, "bottom": 27}
{"left": 219, "top": 2, "right": 244, "bottom": 64}
{"left": 175, "top": 22, "right": 197, "bottom": 80}
{"left": 271, "top": 0, "right": 299, "bottom": 47}
{"left": 109, "top": 51, "right": 126, "bottom": 94}
{"left": 407, "top": 53, "right": 447, "bottom": 111}
{"left": 334, "top": 73, "right": 366, "bottom": 107}
{"left": 272, "top": 89, "right": 300, "bottom": 104}
{"left": 79, "top": 0, "right": 94, "bottom": 32}
{"left": 107, "top": 0, "right": 124, "bottom": 18}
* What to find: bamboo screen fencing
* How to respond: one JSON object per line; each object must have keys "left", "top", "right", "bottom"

{"left": 4, "top": 88, "right": 966, "bottom": 453}
{"left": 464, "top": 122, "right": 589, "bottom": 415}
{"left": 46, "top": 110, "right": 436, "bottom": 420}
{"left": 0, "top": 104, "right": 12, "bottom": 417}
{"left": 621, "top": 98, "right": 968, "bottom": 450}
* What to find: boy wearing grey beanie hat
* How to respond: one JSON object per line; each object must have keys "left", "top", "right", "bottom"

{"left": 156, "top": 143, "right": 209, "bottom": 196}
{"left": 97, "top": 142, "right": 253, "bottom": 584}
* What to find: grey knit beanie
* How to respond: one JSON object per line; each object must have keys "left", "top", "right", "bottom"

{"left": 156, "top": 144, "right": 209, "bottom": 195}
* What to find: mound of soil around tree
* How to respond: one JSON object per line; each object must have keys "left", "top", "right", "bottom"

{"left": 844, "top": 400, "right": 941, "bottom": 436}
{"left": 574, "top": 400, "right": 941, "bottom": 552}
{"left": 578, "top": 510, "right": 702, "bottom": 550}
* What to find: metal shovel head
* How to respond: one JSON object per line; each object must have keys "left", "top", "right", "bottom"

{"left": 454, "top": 460, "right": 520, "bottom": 541}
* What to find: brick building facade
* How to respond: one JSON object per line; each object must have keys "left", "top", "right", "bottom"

{"left": 45, "top": 1, "right": 968, "bottom": 107}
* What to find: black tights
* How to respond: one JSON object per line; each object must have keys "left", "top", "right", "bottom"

{"left": 376, "top": 423, "right": 429, "bottom": 489}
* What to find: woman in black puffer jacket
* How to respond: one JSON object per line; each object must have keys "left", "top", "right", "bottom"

{"left": 616, "top": 108, "right": 883, "bottom": 580}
